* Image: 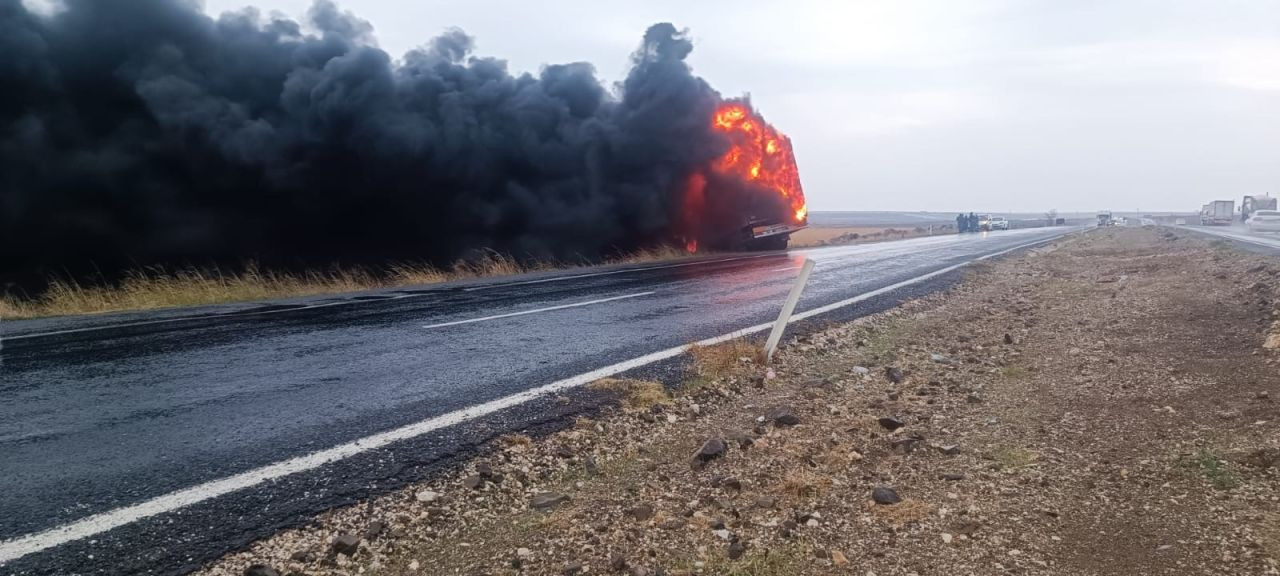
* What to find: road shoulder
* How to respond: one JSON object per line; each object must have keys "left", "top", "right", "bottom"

{"left": 201, "top": 227, "right": 1280, "bottom": 576}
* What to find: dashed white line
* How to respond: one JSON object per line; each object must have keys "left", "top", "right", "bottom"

{"left": 0, "top": 234, "right": 1063, "bottom": 566}
{"left": 423, "top": 292, "right": 654, "bottom": 329}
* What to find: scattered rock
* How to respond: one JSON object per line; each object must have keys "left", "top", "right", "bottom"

{"left": 877, "top": 416, "right": 905, "bottom": 431}
{"left": 331, "top": 533, "right": 360, "bottom": 556}
{"left": 767, "top": 405, "right": 801, "bottom": 426}
{"left": 885, "top": 367, "right": 904, "bottom": 384}
{"left": 556, "top": 445, "right": 576, "bottom": 458}
{"left": 532, "top": 492, "right": 571, "bottom": 509}
{"left": 475, "top": 461, "right": 494, "bottom": 478}
{"left": 941, "top": 533, "right": 954, "bottom": 544}
{"left": 941, "top": 473, "right": 965, "bottom": 481}
{"left": 728, "top": 540, "right": 747, "bottom": 560}
{"left": 966, "top": 393, "right": 983, "bottom": 404}
{"left": 610, "top": 553, "right": 628, "bottom": 571}
{"left": 244, "top": 565, "right": 280, "bottom": 576}
{"left": 890, "top": 437, "right": 920, "bottom": 454}
{"left": 363, "top": 520, "right": 386, "bottom": 540}
{"left": 658, "top": 517, "right": 686, "bottom": 530}
{"left": 1258, "top": 391, "right": 1271, "bottom": 400}
{"left": 462, "top": 475, "right": 484, "bottom": 490}
{"left": 853, "top": 366, "right": 870, "bottom": 375}
{"left": 830, "top": 550, "right": 849, "bottom": 566}
{"left": 726, "top": 430, "right": 754, "bottom": 449}
{"left": 415, "top": 490, "right": 441, "bottom": 503}
{"left": 936, "top": 444, "right": 961, "bottom": 455}
{"left": 871, "top": 486, "right": 901, "bottom": 505}
{"left": 629, "top": 503, "right": 655, "bottom": 521}
{"left": 692, "top": 437, "right": 727, "bottom": 469}
{"left": 718, "top": 476, "right": 743, "bottom": 492}
{"left": 289, "top": 549, "right": 313, "bottom": 562}
{"left": 930, "top": 353, "right": 952, "bottom": 364}
{"left": 1004, "top": 333, "right": 1016, "bottom": 345}
{"left": 563, "top": 561, "right": 584, "bottom": 574}
{"left": 753, "top": 495, "right": 777, "bottom": 509}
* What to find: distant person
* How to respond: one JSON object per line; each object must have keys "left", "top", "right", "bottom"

{"left": 956, "top": 213, "right": 967, "bottom": 233}
{"left": 968, "top": 212, "right": 978, "bottom": 233}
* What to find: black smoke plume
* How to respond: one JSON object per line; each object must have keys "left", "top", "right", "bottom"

{"left": 0, "top": 0, "right": 774, "bottom": 292}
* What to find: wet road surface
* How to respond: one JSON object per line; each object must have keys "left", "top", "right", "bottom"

{"left": 0, "top": 227, "right": 1072, "bottom": 574}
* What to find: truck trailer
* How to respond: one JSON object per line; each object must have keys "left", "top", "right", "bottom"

{"left": 1242, "top": 195, "right": 1278, "bottom": 222}
{"left": 1200, "top": 200, "right": 1235, "bottom": 226}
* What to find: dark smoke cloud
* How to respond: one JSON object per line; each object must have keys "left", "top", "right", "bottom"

{"left": 0, "top": 0, "right": 746, "bottom": 291}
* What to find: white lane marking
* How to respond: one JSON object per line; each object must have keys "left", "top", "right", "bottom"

{"left": 769, "top": 265, "right": 803, "bottom": 272}
{"left": 0, "top": 233, "right": 1063, "bottom": 565}
{"left": 460, "top": 253, "right": 779, "bottom": 291}
{"left": 423, "top": 292, "right": 654, "bottom": 329}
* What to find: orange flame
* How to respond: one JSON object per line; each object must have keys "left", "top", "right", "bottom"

{"left": 710, "top": 102, "right": 808, "bottom": 225}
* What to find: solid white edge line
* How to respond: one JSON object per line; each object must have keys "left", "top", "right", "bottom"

{"left": 0, "top": 233, "right": 1063, "bottom": 565}
{"left": 423, "top": 292, "right": 655, "bottom": 329}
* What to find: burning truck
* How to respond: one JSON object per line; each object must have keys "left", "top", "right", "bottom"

{"left": 679, "top": 101, "right": 809, "bottom": 252}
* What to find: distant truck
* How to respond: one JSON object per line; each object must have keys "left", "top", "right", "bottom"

{"left": 1200, "top": 200, "right": 1234, "bottom": 226}
{"left": 1097, "top": 211, "right": 1113, "bottom": 227}
{"left": 1242, "top": 195, "right": 1278, "bottom": 222}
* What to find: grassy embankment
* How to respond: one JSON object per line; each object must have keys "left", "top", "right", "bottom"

{"left": 0, "top": 246, "right": 687, "bottom": 320}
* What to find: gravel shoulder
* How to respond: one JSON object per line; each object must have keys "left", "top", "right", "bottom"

{"left": 201, "top": 227, "right": 1280, "bottom": 576}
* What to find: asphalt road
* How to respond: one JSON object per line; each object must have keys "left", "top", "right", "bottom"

{"left": 1178, "top": 224, "right": 1280, "bottom": 254}
{"left": 0, "top": 227, "right": 1072, "bottom": 574}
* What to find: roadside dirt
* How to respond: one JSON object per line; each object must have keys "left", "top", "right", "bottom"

{"left": 201, "top": 227, "right": 1280, "bottom": 576}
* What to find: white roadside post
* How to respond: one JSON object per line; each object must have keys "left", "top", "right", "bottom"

{"left": 764, "top": 258, "right": 816, "bottom": 363}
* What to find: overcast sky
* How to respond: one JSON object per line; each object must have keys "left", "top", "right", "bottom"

{"left": 201, "top": 0, "right": 1280, "bottom": 213}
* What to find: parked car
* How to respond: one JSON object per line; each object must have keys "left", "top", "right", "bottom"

{"left": 989, "top": 216, "right": 1010, "bottom": 231}
{"left": 1247, "top": 210, "right": 1280, "bottom": 233}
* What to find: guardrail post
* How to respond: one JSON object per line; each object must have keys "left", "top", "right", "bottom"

{"left": 764, "top": 258, "right": 815, "bottom": 363}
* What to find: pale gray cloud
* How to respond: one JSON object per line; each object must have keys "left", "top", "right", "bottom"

{"left": 199, "top": 0, "right": 1280, "bottom": 213}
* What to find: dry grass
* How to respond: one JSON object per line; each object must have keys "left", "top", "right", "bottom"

{"left": 687, "top": 339, "right": 765, "bottom": 380}
{"left": 588, "top": 378, "right": 670, "bottom": 410}
{"left": 776, "top": 470, "right": 833, "bottom": 499}
{"left": 1, "top": 247, "right": 695, "bottom": 320}
{"left": 989, "top": 446, "right": 1040, "bottom": 470}
{"left": 869, "top": 498, "right": 933, "bottom": 527}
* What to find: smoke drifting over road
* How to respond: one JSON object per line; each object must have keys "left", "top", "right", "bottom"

{"left": 0, "top": 0, "right": 796, "bottom": 290}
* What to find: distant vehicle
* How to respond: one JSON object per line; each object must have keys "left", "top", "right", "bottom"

{"left": 989, "top": 216, "right": 1009, "bottom": 231}
{"left": 1140, "top": 218, "right": 1156, "bottom": 227}
{"left": 1174, "top": 218, "right": 1186, "bottom": 225}
{"left": 1200, "top": 200, "right": 1234, "bottom": 225}
{"left": 1247, "top": 210, "right": 1280, "bottom": 233}
{"left": 1097, "top": 211, "right": 1113, "bottom": 227}
{"left": 977, "top": 214, "right": 993, "bottom": 231}
{"left": 1242, "top": 195, "right": 1278, "bottom": 222}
